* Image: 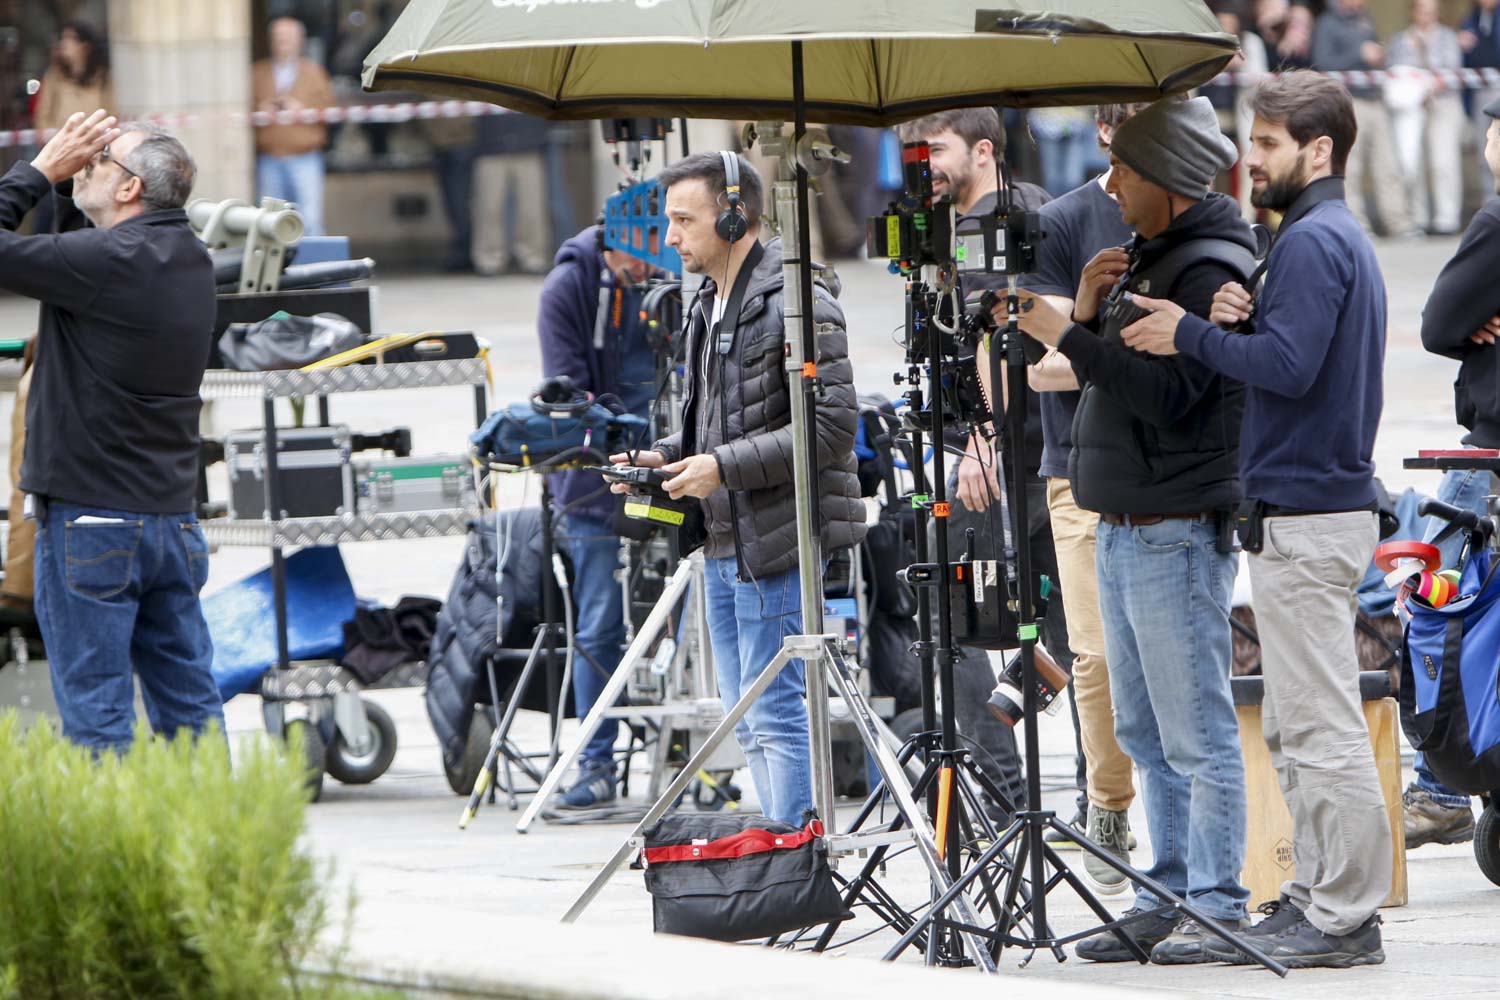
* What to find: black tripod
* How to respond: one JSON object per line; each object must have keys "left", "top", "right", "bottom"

{"left": 789, "top": 276, "right": 1054, "bottom": 967}
{"left": 877, "top": 280, "right": 1287, "bottom": 975}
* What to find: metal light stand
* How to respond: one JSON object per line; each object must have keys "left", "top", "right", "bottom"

{"left": 881, "top": 280, "right": 1287, "bottom": 977}
{"left": 562, "top": 43, "right": 994, "bottom": 968}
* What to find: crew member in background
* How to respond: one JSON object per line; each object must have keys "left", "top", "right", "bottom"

{"left": 1405, "top": 95, "right": 1500, "bottom": 850}
{"left": 1124, "top": 71, "right": 1391, "bottom": 969}
{"left": 0, "top": 111, "right": 223, "bottom": 753}
{"left": 610, "top": 152, "right": 866, "bottom": 827}
{"left": 1012, "top": 96, "right": 1255, "bottom": 964}
{"left": 251, "top": 17, "right": 333, "bottom": 236}
{"left": 1018, "top": 102, "right": 1151, "bottom": 895}
{"left": 538, "top": 218, "right": 654, "bottom": 809}
{"left": 894, "top": 107, "right": 1052, "bottom": 824}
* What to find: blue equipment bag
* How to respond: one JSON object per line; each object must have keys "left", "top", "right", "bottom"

{"left": 471, "top": 401, "right": 647, "bottom": 467}
{"left": 1400, "top": 547, "right": 1500, "bottom": 794}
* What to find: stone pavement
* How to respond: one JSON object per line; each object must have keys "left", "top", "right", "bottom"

{"left": 5, "top": 235, "right": 1499, "bottom": 997}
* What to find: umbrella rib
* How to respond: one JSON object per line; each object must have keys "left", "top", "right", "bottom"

{"left": 555, "top": 46, "right": 578, "bottom": 110}
{"left": 869, "top": 38, "right": 883, "bottom": 117}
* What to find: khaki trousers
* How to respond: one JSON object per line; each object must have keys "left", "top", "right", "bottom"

{"left": 1249, "top": 512, "right": 1392, "bottom": 934}
{"left": 1345, "top": 97, "right": 1415, "bottom": 236}
{"left": 4, "top": 365, "right": 32, "bottom": 600}
{"left": 471, "top": 151, "right": 550, "bottom": 275}
{"left": 1046, "top": 477, "right": 1135, "bottom": 811}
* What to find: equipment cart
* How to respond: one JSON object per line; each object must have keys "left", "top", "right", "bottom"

{"left": 200, "top": 359, "right": 488, "bottom": 799}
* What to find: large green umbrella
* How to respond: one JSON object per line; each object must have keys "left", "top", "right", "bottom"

{"left": 361, "top": 1, "right": 1238, "bottom": 125}
{"left": 362, "top": 2, "right": 1252, "bottom": 968}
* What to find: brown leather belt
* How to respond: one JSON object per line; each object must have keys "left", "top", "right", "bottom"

{"left": 1099, "top": 511, "right": 1213, "bottom": 527}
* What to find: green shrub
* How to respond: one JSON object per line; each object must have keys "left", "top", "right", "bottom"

{"left": 0, "top": 713, "right": 352, "bottom": 999}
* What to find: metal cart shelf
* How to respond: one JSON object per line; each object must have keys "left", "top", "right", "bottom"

{"left": 199, "top": 358, "right": 489, "bottom": 799}
{"left": 202, "top": 508, "right": 477, "bottom": 548}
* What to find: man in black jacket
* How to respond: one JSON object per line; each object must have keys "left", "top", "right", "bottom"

{"left": 609, "top": 152, "right": 866, "bottom": 827}
{"left": 1010, "top": 96, "right": 1255, "bottom": 964}
{"left": 1408, "top": 94, "right": 1500, "bottom": 848}
{"left": 0, "top": 110, "right": 222, "bottom": 752}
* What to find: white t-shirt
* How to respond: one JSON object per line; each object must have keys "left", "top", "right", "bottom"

{"left": 702, "top": 296, "right": 728, "bottom": 387}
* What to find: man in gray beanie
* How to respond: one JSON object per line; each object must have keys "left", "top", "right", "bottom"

{"left": 1004, "top": 94, "right": 1260, "bottom": 964}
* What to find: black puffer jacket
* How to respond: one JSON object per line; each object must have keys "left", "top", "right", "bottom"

{"left": 655, "top": 237, "right": 867, "bottom": 579}
{"left": 1060, "top": 193, "right": 1255, "bottom": 515}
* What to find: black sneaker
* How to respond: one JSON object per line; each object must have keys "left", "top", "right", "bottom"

{"left": 557, "top": 761, "right": 617, "bottom": 809}
{"left": 1075, "top": 907, "right": 1180, "bottom": 963}
{"left": 1150, "top": 915, "right": 1249, "bottom": 965}
{"left": 1209, "top": 908, "right": 1384, "bottom": 969}
{"left": 1204, "top": 896, "right": 1305, "bottom": 963}
{"left": 1045, "top": 807, "right": 1085, "bottom": 850}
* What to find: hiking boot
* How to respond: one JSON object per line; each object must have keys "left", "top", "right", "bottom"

{"left": 1404, "top": 782, "right": 1474, "bottom": 848}
{"left": 558, "top": 761, "right": 617, "bottom": 809}
{"left": 1074, "top": 907, "right": 1180, "bottom": 963}
{"left": 1204, "top": 896, "right": 1305, "bottom": 963}
{"left": 1082, "top": 805, "right": 1131, "bottom": 896}
{"left": 1045, "top": 806, "right": 1085, "bottom": 850}
{"left": 1151, "top": 915, "right": 1249, "bottom": 965}
{"left": 1212, "top": 909, "right": 1384, "bottom": 969}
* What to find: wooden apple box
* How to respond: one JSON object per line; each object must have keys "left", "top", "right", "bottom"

{"left": 1232, "top": 672, "right": 1408, "bottom": 908}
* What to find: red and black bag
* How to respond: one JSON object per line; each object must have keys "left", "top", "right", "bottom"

{"left": 640, "top": 813, "right": 851, "bottom": 942}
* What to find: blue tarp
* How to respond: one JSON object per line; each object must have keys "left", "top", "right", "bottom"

{"left": 205, "top": 546, "right": 356, "bottom": 701}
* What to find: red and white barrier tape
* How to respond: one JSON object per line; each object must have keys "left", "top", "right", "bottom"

{"left": 0, "top": 99, "right": 513, "bottom": 150}
{"left": 3, "top": 67, "right": 1499, "bottom": 150}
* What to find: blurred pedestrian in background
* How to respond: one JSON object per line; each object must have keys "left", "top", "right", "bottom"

{"left": 252, "top": 16, "right": 333, "bottom": 236}
{"left": 1387, "top": 0, "right": 1465, "bottom": 235}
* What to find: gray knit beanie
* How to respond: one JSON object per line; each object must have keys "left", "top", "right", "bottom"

{"left": 1109, "top": 96, "right": 1238, "bottom": 200}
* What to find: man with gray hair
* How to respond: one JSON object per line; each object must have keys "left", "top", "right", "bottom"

{"left": 0, "top": 109, "right": 223, "bottom": 753}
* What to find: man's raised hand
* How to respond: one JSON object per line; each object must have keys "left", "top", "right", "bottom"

{"left": 31, "top": 109, "right": 118, "bottom": 185}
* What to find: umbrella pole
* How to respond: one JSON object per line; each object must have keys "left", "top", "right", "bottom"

{"left": 784, "top": 39, "right": 837, "bottom": 832}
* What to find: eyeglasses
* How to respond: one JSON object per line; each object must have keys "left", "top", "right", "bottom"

{"left": 97, "top": 145, "right": 143, "bottom": 187}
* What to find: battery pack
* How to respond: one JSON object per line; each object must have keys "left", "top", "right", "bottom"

{"left": 623, "top": 491, "right": 692, "bottom": 527}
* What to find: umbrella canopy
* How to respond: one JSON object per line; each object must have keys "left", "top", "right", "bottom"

{"left": 362, "top": 0, "right": 1239, "bottom": 124}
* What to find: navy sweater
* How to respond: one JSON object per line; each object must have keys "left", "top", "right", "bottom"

{"left": 1175, "top": 190, "right": 1385, "bottom": 511}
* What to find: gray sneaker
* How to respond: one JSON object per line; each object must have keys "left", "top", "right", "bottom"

{"left": 1082, "top": 805, "right": 1131, "bottom": 895}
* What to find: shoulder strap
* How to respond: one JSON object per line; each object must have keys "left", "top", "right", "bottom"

{"left": 1136, "top": 237, "right": 1257, "bottom": 299}
{"left": 715, "top": 241, "right": 766, "bottom": 357}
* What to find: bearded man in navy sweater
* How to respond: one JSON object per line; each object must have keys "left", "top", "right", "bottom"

{"left": 1123, "top": 71, "right": 1390, "bottom": 969}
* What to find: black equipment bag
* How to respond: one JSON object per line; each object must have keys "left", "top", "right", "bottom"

{"left": 641, "top": 813, "right": 850, "bottom": 942}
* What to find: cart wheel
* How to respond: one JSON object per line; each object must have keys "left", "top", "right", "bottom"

{"left": 326, "top": 699, "right": 398, "bottom": 785}
{"left": 443, "top": 711, "right": 495, "bottom": 796}
{"left": 1475, "top": 801, "right": 1500, "bottom": 887}
{"left": 283, "top": 718, "right": 325, "bottom": 803}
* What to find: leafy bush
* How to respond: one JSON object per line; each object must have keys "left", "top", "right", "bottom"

{"left": 0, "top": 714, "right": 353, "bottom": 999}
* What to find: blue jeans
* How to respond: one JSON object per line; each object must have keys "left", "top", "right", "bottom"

{"left": 256, "top": 151, "right": 326, "bottom": 236}
{"left": 559, "top": 513, "right": 624, "bottom": 770}
{"left": 1096, "top": 517, "right": 1249, "bottom": 922}
{"left": 33, "top": 502, "right": 223, "bottom": 753}
{"left": 1412, "top": 467, "right": 1494, "bottom": 806}
{"left": 703, "top": 557, "right": 812, "bottom": 827}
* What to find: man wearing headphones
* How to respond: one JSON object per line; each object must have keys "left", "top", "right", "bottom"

{"left": 610, "top": 152, "right": 865, "bottom": 827}
{"left": 537, "top": 214, "right": 653, "bottom": 809}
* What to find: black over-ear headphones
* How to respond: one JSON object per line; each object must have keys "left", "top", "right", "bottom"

{"left": 530, "top": 375, "right": 594, "bottom": 417}
{"left": 715, "top": 150, "right": 749, "bottom": 244}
